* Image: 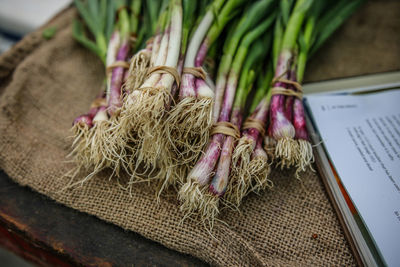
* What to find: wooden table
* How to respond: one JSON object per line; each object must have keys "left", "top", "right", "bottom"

{"left": 0, "top": 171, "right": 207, "bottom": 266}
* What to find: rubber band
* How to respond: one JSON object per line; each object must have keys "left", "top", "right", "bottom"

{"left": 183, "top": 67, "right": 207, "bottom": 80}
{"left": 271, "top": 71, "right": 288, "bottom": 85}
{"left": 106, "top": 61, "right": 130, "bottom": 74}
{"left": 271, "top": 74, "right": 304, "bottom": 99}
{"left": 272, "top": 77, "right": 303, "bottom": 92}
{"left": 271, "top": 86, "right": 303, "bottom": 99}
{"left": 242, "top": 118, "right": 266, "bottom": 137}
{"left": 146, "top": 65, "right": 181, "bottom": 87}
{"left": 210, "top": 121, "right": 240, "bottom": 139}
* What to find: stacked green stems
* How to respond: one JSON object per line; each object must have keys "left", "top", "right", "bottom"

{"left": 232, "top": 35, "right": 271, "bottom": 121}
{"left": 146, "top": 0, "right": 163, "bottom": 34}
{"left": 129, "top": 0, "right": 141, "bottom": 42}
{"left": 136, "top": 1, "right": 164, "bottom": 49}
{"left": 194, "top": 0, "right": 244, "bottom": 68}
{"left": 280, "top": 0, "right": 295, "bottom": 25}
{"left": 296, "top": 16, "right": 314, "bottom": 84}
{"left": 289, "top": 13, "right": 316, "bottom": 141}
{"left": 250, "top": 63, "right": 273, "bottom": 113}
{"left": 210, "top": 0, "right": 276, "bottom": 122}
{"left": 246, "top": 33, "right": 273, "bottom": 115}
{"left": 168, "top": 0, "right": 197, "bottom": 101}
{"left": 280, "top": 0, "right": 312, "bottom": 52}
{"left": 73, "top": 0, "right": 116, "bottom": 63}
{"left": 164, "top": 0, "right": 234, "bottom": 169}
{"left": 272, "top": 16, "right": 283, "bottom": 69}
{"left": 72, "top": 0, "right": 117, "bottom": 127}
{"left": 295, "top": 0, "right": 327, "bottom": 82}
{"left": 298, "top": 0, "right": 365, "bottom": 80}
{"left": 181, "top": 13, "right": 273, "bottom": 192}
{"left": 310, "top": 0, "right": 365, "bottom": 56}
{"left": 177, "top": 0, "right": 226, "bottom": 99}
{"left": 181, "top": 0, "right": 198, "bottom": 58}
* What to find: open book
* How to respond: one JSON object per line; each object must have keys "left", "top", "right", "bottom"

{"left": 304, "top": 71, "right": 400, "bottom": 267}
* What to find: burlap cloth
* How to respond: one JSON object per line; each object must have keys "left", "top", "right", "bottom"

{"left": 0, "top": 1, "right": 399, "bottom": 266}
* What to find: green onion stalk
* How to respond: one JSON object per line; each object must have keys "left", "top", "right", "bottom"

{"left": 156, "top": 0, "right": 227, "bottom": 192}
{"left": 250, "top": 63, "right": 274, "bottom": 113}
{"left": 163, "top": 0, "right": 246, "bottom": 180}
{"left": 226, "top": 65, "right": 274, "bottom": 207}
{"left": 103, "top": 0, "right": 172, "bottom": 183}
{"left": 291, "top": 0, "right": 365, "bottom": 176}
{"left": 70, "top": 0, "right": 135, "bottom": 180}
{"left": 169, "top": 0, "right": 199, "bottom": 100}
{"left": 70, "top": 0, "right": 115, "bottom": 172}
{"left": 178, "top": 13, "right": 275, "bottom": 224}
{"left": 206, "top": 18, "right": 275, "bottom": 220}
{"left": 167, "top": 0, "right": 275, "bottom": 199}
{"left": 157, "top": 0, "right": 208, "bottom": 195}
{"left": 109, "top": 2, "right": 169, "bottom": 182}
{"left": 267, "top": 0, "right": 312, "bottom": 170}
{"left": 268, "top": 0, "right": 364, "bottom": 177}
{"left": 112, "top": 0, "right": 182, "bottom": 182}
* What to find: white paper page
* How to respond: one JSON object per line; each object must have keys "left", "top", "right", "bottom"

{"left": 306, "top": 90, "right": 400, "bottom": 267}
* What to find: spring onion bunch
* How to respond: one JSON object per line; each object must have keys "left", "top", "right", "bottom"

{"left": 70, "top": 0, "right": 137, "bottom": 180}
{"left": 159, "top": 0, "right": 251, "bottom": 193}
{"left": 219, "top": 0, "right": 365, "bottom": 211}
{"left": 69, "top": 0, "right": 364, "bottom": 226}
{"left": 267, "top": 0, "right": 365, "bottom": 176}
{"left": 164, "top": 0, "right": 245, "bottom": 168}
{"left": 114, "top": 0, "right": 182, "bottom": 181}
{"left": 178, "top": 1, "right": 276, "bottom": 224}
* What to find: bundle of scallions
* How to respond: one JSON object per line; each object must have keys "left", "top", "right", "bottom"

{"left": 69, "top": 0, "right": 364, "bottom": 226}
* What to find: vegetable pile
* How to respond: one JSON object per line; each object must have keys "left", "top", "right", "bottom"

{"left": 70, "top": 0, "right": 364, "bottom": 226}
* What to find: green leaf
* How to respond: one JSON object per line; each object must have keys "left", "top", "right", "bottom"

{"left": 42, "top": 27, "right": 57, "bottom": 40}
{"left": 183, "top": 0, "right": 196, "bottom": 28}
{"left": 272, "top": 16, "right": 283, "bottom": 68}
{"left": 298, "top": 31, "right": 307, "bottom": 52}
{"left": 88, "top": 0, "right": 100, "bottom": 25}
{"left": 72, "top": 20, "right": 104, "bottom": 62}
{"left": 245, "top": 69, "right": 256, "bottom": 95}
{"left": 281, "top": 0, "right": 314, "bottom": 50}
{"left": 310, "top": 0, "right": 365, "bottom": 55}
{"left": 105, "top": 0, "right": 115, "bottom": 42}
{"left": 280, "top": 0, "right": 294, "bottom": 26}
{"left": 100, "top": 0, "right": 107, "bottom": 34}
{"left": 145, "top": 0, "right": 160, "bottom": 33}
{"left": 74, "top": 0, "right": 99, "bottom": 35}
{"left": 130, "top": 0, "right": 142, "bottom": 35}
{"left": 295, "top": 0, "right": 314, "bottom": 14}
